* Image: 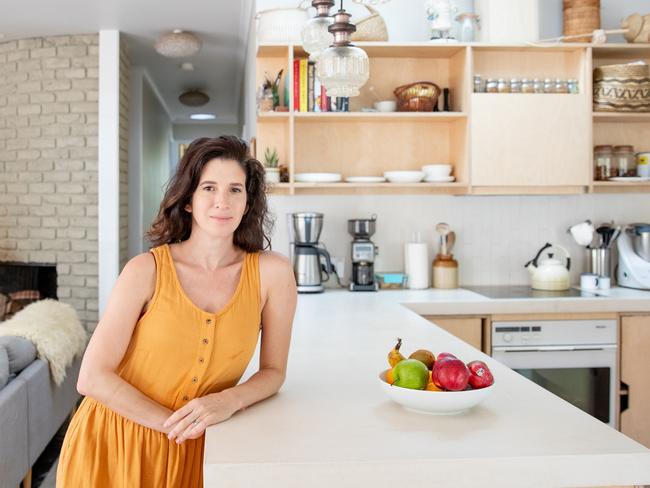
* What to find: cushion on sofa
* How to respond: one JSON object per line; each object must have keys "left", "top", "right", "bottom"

{"left": 0, "top": 336, "right": 37, "bottom": 374}
{"left": 0, "top": 346, "right": 8, "bottom": 388}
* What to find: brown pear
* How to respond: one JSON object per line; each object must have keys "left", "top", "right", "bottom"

{"left": 409, "top": 349, "right": 436, "bottom": 370}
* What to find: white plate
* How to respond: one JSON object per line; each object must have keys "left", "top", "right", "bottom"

{"left": 383, "top": 171, "right": 425, "bottom": 183}
{"left": 424, "top": 176, "right": 456, "bottom": 183}
{"left": 294, "top": 172, "right": 342, "bottom": 183}
{"left": 345, "top": 176, "right": 387, "bottom": 183}
{"left": 608, "top": 177, "right": 650, "bottom": 182}
{"left": 378, "top": 370, "right": 495, "bottom": 415}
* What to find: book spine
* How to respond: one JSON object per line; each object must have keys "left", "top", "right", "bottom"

{"left": 299, "top": 59, "right": 308, "bottom": 112}
{"left": 320, "top": 85, "right": 328, "bottom": 112}
{"left": 293, "top": 59, "right": 300, "bottom": 112}
{"left": 314, "top": 76, "right": 321, "bottom": 112}
{"left": 307, "top": 62, "right": 315, "bottom": 112}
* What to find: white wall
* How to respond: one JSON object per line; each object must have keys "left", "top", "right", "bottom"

{"left": 268, "top": 193, "right": 650, "bottom": 287}
{"left": 141, "top": 76, "right": 173, "bottom": 248}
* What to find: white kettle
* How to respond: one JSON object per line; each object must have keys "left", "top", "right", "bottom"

{"left": 525, "top": 243, "right": 571, "bottom": 291}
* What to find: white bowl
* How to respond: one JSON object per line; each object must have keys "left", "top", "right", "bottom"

{"left": 294, "top": 172, "right": 342, "bottom": 183}
{"left": 373, "top": 100, "right": 397, "bottom": 112}
{"left": 378, "top": 370, "right": 495, "bottom": 415}
{"left": 422, "top": 164, "right": 452, "bottom": 178}
{"left": 383, "top": 171, "right": 425, "bottom": 183}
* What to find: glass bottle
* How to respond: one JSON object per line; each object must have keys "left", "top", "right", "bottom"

{"left": 473, "top": 74, "right": 483, "bottom": 93}
{"left": 594, "top": 145, "right": 613, "bottom": 181}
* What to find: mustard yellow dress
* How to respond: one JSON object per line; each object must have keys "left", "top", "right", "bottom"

{"left": 57, "top": 244, "right": 262, "bottom": 487}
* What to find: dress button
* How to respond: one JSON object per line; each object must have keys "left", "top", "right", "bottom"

{"left": 192, "top": 376, "right": 198, "bottom": 383}
{"left": 182, "top": 395, "right": 189, "bottom": 401}
{"left": 198, "top": 357, "right": 205, "bottom": 364}
{"left": 202, "top": 338, "right": 209, "bottom": 344}
{"left": 206, "top": 318, "right": 212, "bottom": 325}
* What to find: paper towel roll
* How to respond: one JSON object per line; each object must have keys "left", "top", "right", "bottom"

{"left": 404, "top": 242, "right": 429, "bottom": 289}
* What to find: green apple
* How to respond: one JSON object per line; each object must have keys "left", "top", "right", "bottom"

{"left": 392, "top": 359, "right": 429, "bottom": 390}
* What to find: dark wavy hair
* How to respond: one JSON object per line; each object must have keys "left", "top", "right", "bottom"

{"left": 146, "top": 136, "right": 273, "bottom": 252}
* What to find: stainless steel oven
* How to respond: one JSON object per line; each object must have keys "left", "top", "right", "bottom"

{"left": 492, "top": 319, "right": 617, "bottom": 428}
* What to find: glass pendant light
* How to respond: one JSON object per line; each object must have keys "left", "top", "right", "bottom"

{"left": 316, "top": 1, "right": 370, "bottom": 98}
{"left": 301, "top": 0, "right": 335, "bottom": 61}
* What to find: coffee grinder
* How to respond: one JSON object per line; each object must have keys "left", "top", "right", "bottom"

{"left": 348, "top": 215, "right": 379, "bottom": 291}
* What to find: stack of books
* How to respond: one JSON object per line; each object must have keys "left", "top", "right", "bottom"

{"left": 293, "top": 59, "right": 350, "bottom": 112}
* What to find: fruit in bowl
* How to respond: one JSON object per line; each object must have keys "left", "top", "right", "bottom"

{"left": 379, "top": 339, "right": 495, "bottom": 414}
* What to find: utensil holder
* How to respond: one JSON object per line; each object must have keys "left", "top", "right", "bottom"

{"left": 587, "top": 248, "right": 611, "bottom": 278}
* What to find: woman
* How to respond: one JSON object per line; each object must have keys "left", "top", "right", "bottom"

{"left": 57, "top": 136, "right": 297, "bottom": 487}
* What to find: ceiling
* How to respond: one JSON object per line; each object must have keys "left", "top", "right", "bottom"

{"left": 0, "top": 0, "right": 255, "bottom": 125}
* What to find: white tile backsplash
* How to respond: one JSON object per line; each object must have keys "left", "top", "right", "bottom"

{"left": 267, "top": 193, "right": 650, "bottom": 286}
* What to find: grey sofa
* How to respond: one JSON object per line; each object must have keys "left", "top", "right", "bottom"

{"left": 0, "top": 336, "right": 81, "bottom": 488}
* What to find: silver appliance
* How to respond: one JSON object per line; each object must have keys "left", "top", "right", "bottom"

{"left": 617, "top": 224, "right": 650, "bottom": 290}
{"left": 290, "top": 212, "right": 333, "bottom": 294}
{"left": 348, "top": 215, "right": 379, "bottom": 292}
{"left": 492, "top": 319, "right": 617, "bottom": 427}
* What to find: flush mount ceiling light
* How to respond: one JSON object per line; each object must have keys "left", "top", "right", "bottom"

{"left": 301, "top": 0, "right": 335, "bottom": 61}
{"left": 179, "top": 90, "right": 210, "bottom": 107}
{"left": 180, "top": 62, "right": 194, "bottom": 71}
{"left": 316, "top": 1, "right": 370, "bottom": 98}
{"left": 190, "top": 113, "right": 216, "bottom": 120}
{"left": 155, "top": 30, "right": 201, "bottom": 58}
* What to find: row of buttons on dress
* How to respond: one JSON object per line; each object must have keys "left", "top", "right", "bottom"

{"left": 181, "top": 317, "right": 214, "bottom": 402}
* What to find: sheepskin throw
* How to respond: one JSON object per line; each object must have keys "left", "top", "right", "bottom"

{"left": 0, "top": 299, "right": 87, "bottom": 385}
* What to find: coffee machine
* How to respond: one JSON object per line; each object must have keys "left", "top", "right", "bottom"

{"left": 290, "top": 212, "right": 334, "bottom": 293}
{"left": 348, "top": 215, "right": 379, "bottom": 291}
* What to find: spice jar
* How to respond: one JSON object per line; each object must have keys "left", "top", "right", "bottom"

{"left": 613, "top": 145, "right": 636, "bottom": 177}
{"left": 533, "top": 78, "right": 544, "bottom": 93}
{"left": 510, "top": 78, "right": 522, "bottom": 93}
{"left": 568, "top": 79, "right": 579, "bottom": 94}
{"left": 555, "top": 78, "right": 568, "bottom": 94}
{"left": 594, "top": 145, "right": 613, "bottom": 181}
{"left": 473, "top": 74, "right": 483, "bottom": 93}
{"left": 486, "top": 78, "right": 498, "bottom": 93}
{"left": 521, "top": 78, "right": 534, "bottom": 93}
{"left": 497, "top": 78, "right": 510, "bottom": 93}
{"left": 543, "top": 78, "right": 554, "bottom": 93}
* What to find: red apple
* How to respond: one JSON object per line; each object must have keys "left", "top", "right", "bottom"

{"left": 432, "top": 358, "right": 470, "bottom": 391}
{"left": 467, "top": 360, "right": 494, "bottom": 389}
{"left": 436, "top": 352, "right": 457, "bottom": 361}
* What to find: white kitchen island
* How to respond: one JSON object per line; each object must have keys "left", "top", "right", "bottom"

{"left": 204, "top": 290, "right": 650, "bottom": 487}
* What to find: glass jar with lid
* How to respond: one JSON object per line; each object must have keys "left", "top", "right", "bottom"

{"left": 486, "top": 78, "right": 498, "bottom": 93}
{"left": 594, "top": 145, "right": 613, "bottom": 181}
{"left": 510, "top": 78, "right": 522, "bottom": 93}
{"left": 521, "top": 78, "right": 534, "bottom": 93}
{"left": 543, "top": 78, "right": 554, "bottom": 93}
{"left": 613, "top": 145, "right": 636, "bottom": 177}
{"left": 497, "top": 78, "right": 510, "bottom": 93}
{"left": 473, "top": 74, "right": 483, "bottom": 93}
{"left": 533, "top": 78, "right": 544, "bottom": 93}
{"left": 554, "top": 78, "right": 568, "bottom": 94}
{"left": 567, "top": 79, "right": 579, "bottom": 94}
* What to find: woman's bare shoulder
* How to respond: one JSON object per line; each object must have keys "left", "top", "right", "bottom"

{"left": 120, "top": 252, "right": 157, "bottom": 293}
{"left": 258, "top": 250, "right": 292, "bottom": 274}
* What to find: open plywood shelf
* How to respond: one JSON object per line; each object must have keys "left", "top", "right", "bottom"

{"left": 256, "top": 42, "right": 650, "bottom": 195}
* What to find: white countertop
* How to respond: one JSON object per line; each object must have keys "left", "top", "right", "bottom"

{"left": 204, "top": 290, "right": 650, "bottom": 487}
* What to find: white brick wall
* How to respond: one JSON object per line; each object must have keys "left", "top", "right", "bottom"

{"left": 0, "top": 34, "right": 99, "bottom": 330}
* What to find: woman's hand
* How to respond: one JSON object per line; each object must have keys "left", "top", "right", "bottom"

{"left": 164, "top": 390, "right": 240, "bottom": 444}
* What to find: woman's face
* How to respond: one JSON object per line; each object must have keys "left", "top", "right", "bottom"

{"left": 185, "top": 158, "right": 248, "bottom": 239}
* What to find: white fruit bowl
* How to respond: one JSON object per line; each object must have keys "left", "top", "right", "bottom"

{"left": 378, "top": 370, "right": 495, "bottom": 415}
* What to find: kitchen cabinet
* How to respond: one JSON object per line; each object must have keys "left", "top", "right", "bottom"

{"left": 423, "top": 316, "right": 483, "bottom": 351}
{"left": 255, "top": 43, "right": 650, "bottom": 195}
{"left": 620, "top": 315, "right": 650, "bottom": 448}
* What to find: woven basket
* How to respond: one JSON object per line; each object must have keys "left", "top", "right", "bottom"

{"left": 593, "top": 63, "right": 650, "bottom": 112}
{"left": 394, "top": 82, "right": 441, "bottom": 112}
{"left": 351, "top": 5, "right": 388, "bottom": 42}
{"left": 563, "top": 0, "right": 600, "bottom": 42}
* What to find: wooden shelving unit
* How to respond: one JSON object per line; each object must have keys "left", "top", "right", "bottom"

{"left": 255, "top": 42, "right": 650, "bottom": 195}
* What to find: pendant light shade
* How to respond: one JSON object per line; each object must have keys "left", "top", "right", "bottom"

{"left": 301, "top": 0, "right": 335, "bottom": 61}
{"left": 316, "top": 6, "right": 369, "bottom": 98}
{"left": 155, "top": 30, "right": 201, "bottom": 58}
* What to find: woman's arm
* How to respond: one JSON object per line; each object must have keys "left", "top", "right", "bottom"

{"left": 165, "top": 251, "right": 297, "bottom": 443}
{"left": 77, "top": 253, "right": 174, "bottom": 434}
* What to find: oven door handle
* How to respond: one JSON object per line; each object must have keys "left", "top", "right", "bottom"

{"left": 495, "top": 345, "right": 617, "bottom": 353}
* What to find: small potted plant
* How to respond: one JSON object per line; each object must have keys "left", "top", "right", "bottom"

{"left": 263, "top": 147, "right": 280, "bottom": 184}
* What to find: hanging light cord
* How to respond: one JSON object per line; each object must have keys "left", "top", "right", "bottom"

{"left": 340, "top": 0, "right": 343, "bottom": 11}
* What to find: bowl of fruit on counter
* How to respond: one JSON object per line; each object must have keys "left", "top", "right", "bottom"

{"left": 379, "top": 338, "right": 495, "bottom": 415}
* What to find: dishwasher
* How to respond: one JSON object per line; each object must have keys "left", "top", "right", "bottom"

{"left": 492, "top": 319, "right": 617, "bottom": 428}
